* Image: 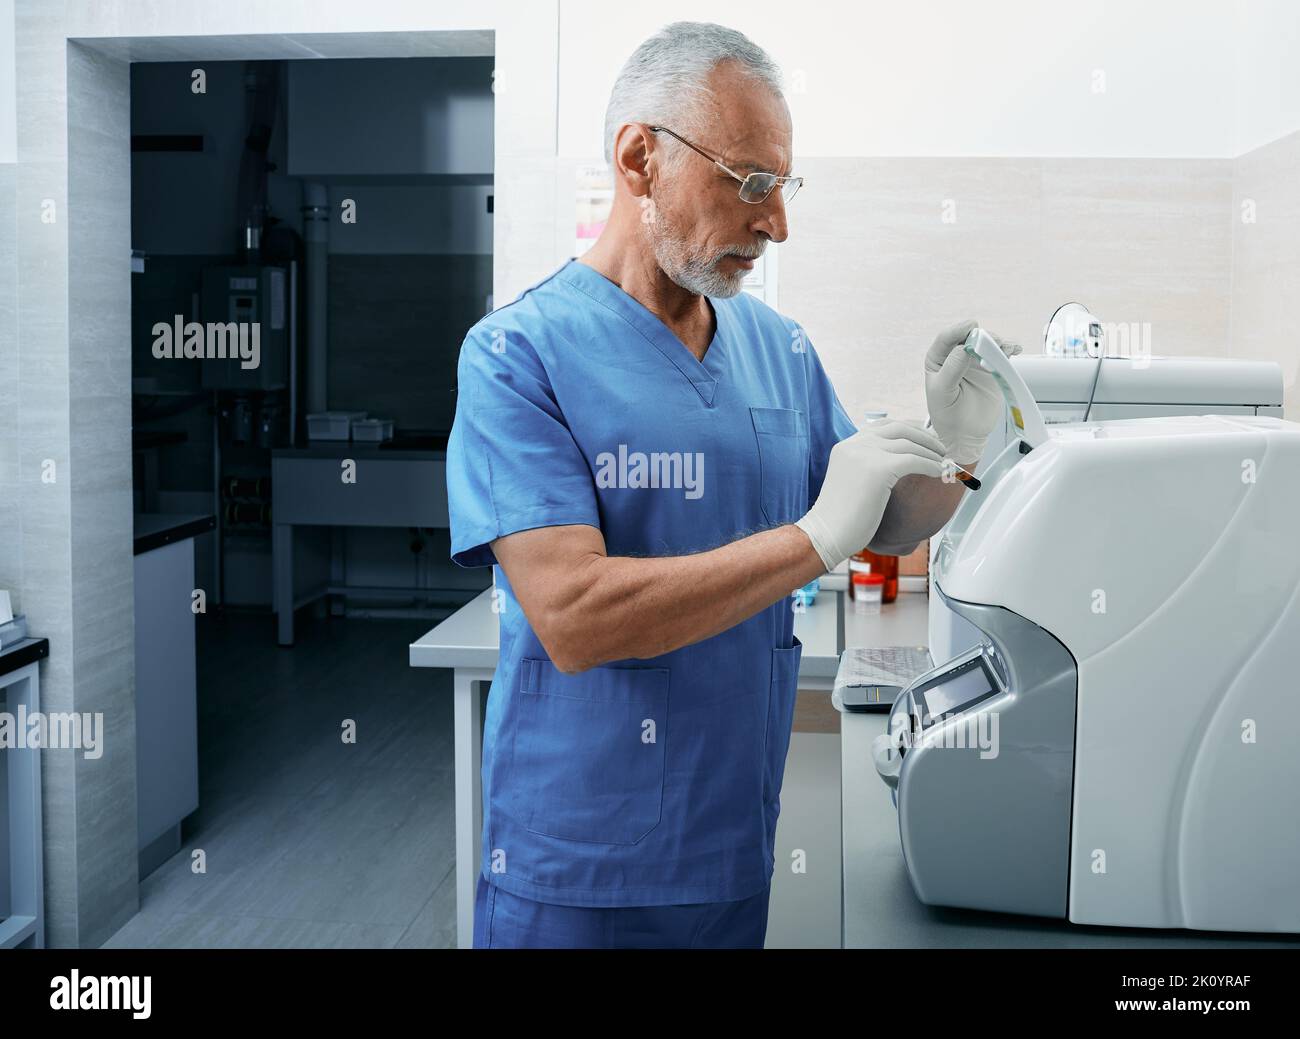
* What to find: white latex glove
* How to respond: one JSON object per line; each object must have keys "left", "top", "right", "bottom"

{"left": 795, "top": 420, "right": 947, "bottom": 572}
{"left": 924, "top": 319, "right": 1023, "bottom": 463}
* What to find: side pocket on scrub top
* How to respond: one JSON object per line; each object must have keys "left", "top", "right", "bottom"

{"left": 506, "top": 657, "right": 669, "bottom": 845}
{"left": 764, "top": 638, "right": 803, "bottom": 806}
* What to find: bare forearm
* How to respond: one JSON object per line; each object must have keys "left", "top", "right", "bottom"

{"left": 868, "top": 471, "right": 969, "bottom": 555}
{"left": 499, "top": 525, "right": 825, "bottom": 672}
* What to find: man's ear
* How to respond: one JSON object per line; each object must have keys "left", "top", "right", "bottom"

{"left": 611, "top": 122, "right": 654, "bottom": 198}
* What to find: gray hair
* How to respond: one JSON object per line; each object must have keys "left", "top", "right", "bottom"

{"left": 603, "top": 21, "right": 784, "bottom": 165}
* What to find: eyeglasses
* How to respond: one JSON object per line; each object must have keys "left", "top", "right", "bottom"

{"left": 648, "top": 125, "right": 803, "bottom": 205}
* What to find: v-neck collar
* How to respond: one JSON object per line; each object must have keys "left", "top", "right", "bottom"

{"left": 557, "top": 259, "right": 726, "bottom": 406}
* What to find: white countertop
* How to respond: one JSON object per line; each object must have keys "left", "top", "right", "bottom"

{"left": 409, "top": 589, "right": 501, "bottom": 670}
{"left": 410, "top": 585, "right": 929, "bottom": 677}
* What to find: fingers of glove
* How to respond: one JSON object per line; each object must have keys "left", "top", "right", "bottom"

{"left": 877, "top": 438, "right": 946, "bottom": 469}
{"left": 841, "top": 419, "right": 907, "bottom": 449}
{"left": 888, "top": 452, "right": 947, "bottom": 481}
{"left": 942, "top": 326, "right": 1023, "bottom": 389}
{"left": 857, "top": 418, "right": 927, "bottom": 441}
{"left": 991, "top": 332, "right": 1023, "bottom": 358}
{"left": 933, "top": 338, "right": 978, "bottom": 396}
{"left": 924, "top": 318, "right": 978, "bottom": 372}
{"left": 868, "top": 421, "right": 948, "bottom": 459}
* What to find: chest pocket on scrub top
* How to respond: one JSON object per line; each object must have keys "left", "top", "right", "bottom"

{"left": 503, "top": 658, "right": 669, "bottom": 845}
{"left": 750, "top": 407, "right": 810, "bottom": 527}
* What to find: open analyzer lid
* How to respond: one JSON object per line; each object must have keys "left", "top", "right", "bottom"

{"left": 963, "top": 326, "right": 1050, "bottom": 450}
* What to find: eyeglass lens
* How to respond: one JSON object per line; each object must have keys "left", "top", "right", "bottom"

{"left": 739, "top": 173, "right": 801, "bottom": 204}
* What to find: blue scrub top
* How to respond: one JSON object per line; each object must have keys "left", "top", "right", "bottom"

{"left": 447, "top": 258, "right": 856, "bottom": 907}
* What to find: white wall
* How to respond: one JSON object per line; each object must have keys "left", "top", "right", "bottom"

{"left": 4, "top": 2, "right": 1299, "bottom": 172}
{"left": 559, "top": 0, "right": 1300, "bottom": 161}
{"left": 5, "top": 1, "right": 1299, "bottom": 172}
{"left": 558, "top": 0, "right": 1248, "bottom": 160}
{"left": 1232, "top": 0, "right": 1300, "bottom": 154}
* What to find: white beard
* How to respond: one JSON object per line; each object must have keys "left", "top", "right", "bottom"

{"left": 648, "top": 211, "right": 764, "bottom": 299}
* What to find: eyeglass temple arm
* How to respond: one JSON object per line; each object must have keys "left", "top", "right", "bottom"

{"left": 648, "top": 124, "right": 798, "bottom": 193}
{"left": 648, "top": 125, "right": 746, "bottom": 182}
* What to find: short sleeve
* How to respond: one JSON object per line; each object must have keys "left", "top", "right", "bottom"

{"left": 446, "top": 321, "right": 601, "bottom": 568}
{"left": 801, "top": 330, "right": 858, "bottom": 507}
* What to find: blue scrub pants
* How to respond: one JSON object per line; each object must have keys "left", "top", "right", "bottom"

{"left": 472, "top": 873, "right": 772, "bottom": 949}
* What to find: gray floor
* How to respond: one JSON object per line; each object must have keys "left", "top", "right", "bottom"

{"left": 103, "top": 610, "right": 459, "bottom": 949}
{"left": 767, "top": 732, "right": 842, "bottom": 949}
{"left": 102, "top": 607, "right": 850, "bottom": 949}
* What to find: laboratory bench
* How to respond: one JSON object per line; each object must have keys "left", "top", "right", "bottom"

{"left": 134, "top": 511, "right": 216, "bottom": 554}
{"left": 272, "top": 441, "right": 449, "bottom": 646}
{"left": 271, "top": 440, "right": 448, "bottom": 461}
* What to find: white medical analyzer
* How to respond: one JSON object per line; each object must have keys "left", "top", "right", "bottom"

{"left": 929, "top": 346, "right": 1285, "bottom": 664}
{"left": 875, "top": 329, "right": 1300, "bottom": 933}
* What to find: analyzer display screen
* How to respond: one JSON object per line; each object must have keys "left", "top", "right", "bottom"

{"left": 915, "top": 657, "right": 998, "bottom": 726}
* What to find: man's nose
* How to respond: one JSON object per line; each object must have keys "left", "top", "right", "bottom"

{"left": 750, "top": 192, "right": 789, "bottom": 244}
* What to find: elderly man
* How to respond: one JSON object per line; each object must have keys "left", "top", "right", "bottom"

{"left": 446, "top": 21, "right": 1016, "bottom": 948}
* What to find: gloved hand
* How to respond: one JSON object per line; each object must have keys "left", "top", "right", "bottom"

{"left": 924, "top": 319, "right": 1022, "bottom": 464}
{"left": 795, "top": 420, "right": 947, "bottom": 571}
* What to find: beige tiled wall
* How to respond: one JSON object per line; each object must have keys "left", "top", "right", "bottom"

{"left": 1231, "top": 130, "right": 1300, "bottom": 418}
{"left": 780, "top": 156, "right": 1235, "bottom": 424}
